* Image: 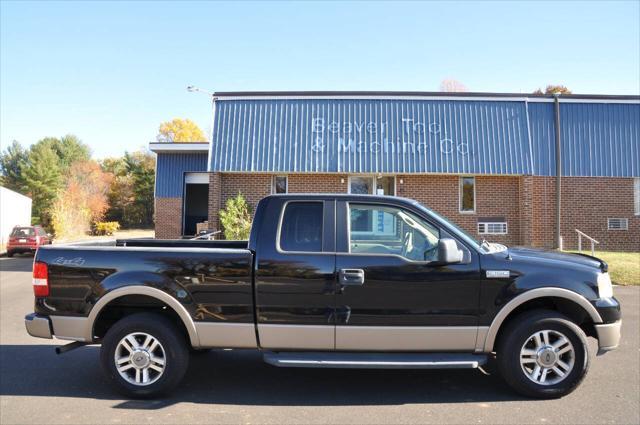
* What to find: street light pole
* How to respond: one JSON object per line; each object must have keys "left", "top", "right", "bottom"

{"left": 186, "top": 85, "right": 216, "bottom": 144}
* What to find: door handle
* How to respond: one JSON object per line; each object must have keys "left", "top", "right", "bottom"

{"left": 339, "top": 268, "right": 365, "bottom": 286}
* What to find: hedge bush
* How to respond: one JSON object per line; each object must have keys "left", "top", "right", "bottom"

{"left": 93, "top": 221, "right": 120, "bottom": 236}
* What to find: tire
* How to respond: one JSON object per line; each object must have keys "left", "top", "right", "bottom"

{"left": 497, "top": 309, "right": 589, "bottom": 399}
{"left": 6, "top": 250, "right": 14, "bottom": 258}
{"left": 100, "top": 312, "right": 189, "bottom": 398}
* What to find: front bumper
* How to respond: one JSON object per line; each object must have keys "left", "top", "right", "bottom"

{"left": 25, "top": 313, "right": 52, "bottom": 339}
{"left": 595, "top": 320, "right": 622, "bottom": 354}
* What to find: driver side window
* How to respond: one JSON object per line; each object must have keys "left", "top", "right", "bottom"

{"left": 348, "top": 204, "right": 440, "bottom": 261}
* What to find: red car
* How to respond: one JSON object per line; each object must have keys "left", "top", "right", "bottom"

{"left": 6, "top": 226, "right": 52, "bottom": 257}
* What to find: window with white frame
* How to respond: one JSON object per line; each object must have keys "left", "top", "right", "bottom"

{"left": 347, "top": 176, "right": 396, "bottom": 234}
{"left": 348, "top": 176, "right": 395, "bottom": 196}
{"left": 634, "top": 177, "right": 640, "bottom": 216}
{"left": 272, "top": 175, "right": 288, "bottom": 194}
{"left": 459, "top": 177, "right": 475, "bottom": 213}
{"left": 607, "top": 218, "right": 628, "bottom": 231}
{"left": 478, "top": 222, "right": 508, "bottom": 235}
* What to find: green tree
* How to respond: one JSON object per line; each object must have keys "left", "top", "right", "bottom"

{"left": 101, "top": 156, "right": 128, "bottom": 176}
{"left": 102, "top": 151, "right": 155, "bottom": 227}
{"left": 125, "top": 151, "right": 155, "bottom": 225}
{"left": 533, "top": 85, "right": 572, "bottom": 95}
{"left": 219, "top": 193, "right": 252, "bottom": 240}
{"left": 157, "top": 118, "right": 206, "bottom": 143}
{"left": 0, "top": 140, "right": 28, "bottom": 192}
{"left": 37, "top": 135, "right": 91, "bottom": 173}
{"left": 21, "top": 143, "right": 63, "bottom": 227}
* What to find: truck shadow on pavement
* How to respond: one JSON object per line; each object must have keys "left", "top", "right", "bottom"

{"left": 0, "top": 256, "right": 34, "bottom": 272}
{"left": 0, "top": 344, "right": 526, "bottom": 408}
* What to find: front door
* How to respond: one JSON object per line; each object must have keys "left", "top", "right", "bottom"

{"left": 334, "top": 201, "right": 481, "bottom": 351}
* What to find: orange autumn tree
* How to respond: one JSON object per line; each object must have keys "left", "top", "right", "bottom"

{"left": 51, "top": 161, "right": 113, "bottom": 240}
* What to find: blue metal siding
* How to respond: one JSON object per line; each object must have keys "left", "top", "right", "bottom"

{"left": 559, "top": 103, "right": 639, "bottom": 177}
{"left": 210, "top": 99, "right": 534, "bottom": 175}
{"left": 528, "top": 102, "right": 557, "bottom": 176}
{"left": 155, "top": 153, "right": 208, "bottom": 198}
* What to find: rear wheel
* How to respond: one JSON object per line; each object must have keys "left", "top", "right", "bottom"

{"left": 6, "top": 250, "right": 14, "bottom": 257}
{"left": 497, "top": 310, "right": 589, "bottom": 399}
{"left": 100, "top": 313, "right": 189, "bottom": 398}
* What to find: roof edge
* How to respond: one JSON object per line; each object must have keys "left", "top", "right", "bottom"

{"left": 149, "top": 142, "right": 209, "bottom": 153}
{"left": 212, "top": 90, "right": 640, "bottom": 101}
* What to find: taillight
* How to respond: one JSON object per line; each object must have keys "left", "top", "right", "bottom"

{"left": 33, "top": 261, "right": 49, "bottom": 297}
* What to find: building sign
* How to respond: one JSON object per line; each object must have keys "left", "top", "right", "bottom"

{"left": 210, "top": 98, "right": 534, "bottom": 174}
{"left": 310, "top": 117, "right": 469, "bottom": 156}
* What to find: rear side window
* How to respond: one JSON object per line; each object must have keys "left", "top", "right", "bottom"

{"left": 279, "top": 202, "right": 323, "bottom": 252}
{"left": 11, "top": 227, "right": 34, "bottom": 237}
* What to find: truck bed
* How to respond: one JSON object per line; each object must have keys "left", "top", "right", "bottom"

{"left": 115, "top": 238, "right": 249, "bottom": 250}
{"left": 33, "top": 241, "right": 255, "bottom": 323}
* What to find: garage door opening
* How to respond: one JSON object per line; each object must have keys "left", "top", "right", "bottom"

{"left": 183, "top": 173, "right": 209, "bottom": 236}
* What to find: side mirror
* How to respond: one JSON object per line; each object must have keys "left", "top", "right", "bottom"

{"left": 437, "top": 238, "right": 463, "bottom": 264}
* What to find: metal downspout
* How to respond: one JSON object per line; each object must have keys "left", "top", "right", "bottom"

{"left": 554, "top": 94, "right": 562, "bottom": 249}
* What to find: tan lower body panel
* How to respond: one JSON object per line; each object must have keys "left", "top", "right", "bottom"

{"left": 258, "top": 324, "right": 334, "bottom": 350}
{"left": 49, "top": 316, "right": 90, "bottom": 342}
{"left": 336, "top": 326, "right": 483, "bottom": 351}
{"left": 195, "top": 322, "right": 258, "bottom": 348}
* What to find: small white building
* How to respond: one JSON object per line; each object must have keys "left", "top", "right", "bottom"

{"left": 0, "top": 186, "right": 32, "bottom": 251}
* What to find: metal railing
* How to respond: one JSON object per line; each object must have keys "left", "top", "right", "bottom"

{"left": 575, "top": 229, "right": 599, "bottom": 256}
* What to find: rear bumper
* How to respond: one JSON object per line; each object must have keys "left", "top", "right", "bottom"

{"left": 25, "top": 313, "right": 52, "bottom": 339}
{"left": 25, "top": 313, "right": 89, "bottom": 341}
{"left": 8, "top": 246, "right": 37, "bottom": 253}
{"left": 595, "top": 320, "right": 622, "bottom": 354}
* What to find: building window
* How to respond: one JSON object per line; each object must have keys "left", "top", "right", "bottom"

{"left": 348, "top": 176, "right": 395, "bottom": 196}
{"left": 478, "top": 222, "right": 508, "bottom": 235}
{"left": 272, "top": 175, "right": 288, "bottom": 194}
{"left": 459, "top": 177, "right": 475, "bottom": 213}
{"left": 607, "top": 218, "right": 628, "bottom": 231}
{"left": 635, "top": 177, "right": 640, "bottom": 216}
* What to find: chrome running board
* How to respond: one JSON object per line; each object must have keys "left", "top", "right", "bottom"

{"left": 263, "top": 352, "right": 488, "bottom": 369}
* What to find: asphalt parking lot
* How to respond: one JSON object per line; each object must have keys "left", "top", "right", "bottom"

{"left": 1, "top": 255, "right": 638, "bottom": 424}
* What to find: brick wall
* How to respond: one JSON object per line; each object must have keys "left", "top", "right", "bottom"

{"left": 398, "top": 175, "right": 522, "bottom": 246}
{"left": 155, "top": 197, "right": 182, "bottom": 239}
{"left": 156, "top": 172, "right": 639, "bottom": 252}
{"left": 559, "top": 177, "right": 639, "bottom": 251}
{"left": 528, "top": 176, "right": 557, "bottom": 249}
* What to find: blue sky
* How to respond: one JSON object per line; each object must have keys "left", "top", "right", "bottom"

{"left": 1, "top": 1, "right": 638, "bottom": 158}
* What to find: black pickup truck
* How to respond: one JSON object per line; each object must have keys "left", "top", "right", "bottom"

{"left": 25, "top": 194, "right": 621, "bottom": 399}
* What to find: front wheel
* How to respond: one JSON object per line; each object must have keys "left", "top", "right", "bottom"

{"left": 497, "top": 310, "right": 589, "bottom": 399}
{"left": 100, "top": 313, "right": 189, "bottom": 398}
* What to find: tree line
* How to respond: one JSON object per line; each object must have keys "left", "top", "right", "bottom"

{"left": 0, "top": 135, "right": 155, "bottom": 239}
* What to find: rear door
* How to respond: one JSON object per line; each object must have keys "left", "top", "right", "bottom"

{"left": 254, "top": 197, "right": 337, "bottom": 350}
{"left": 334, "top": 200, "right": 481, "bottom": 351}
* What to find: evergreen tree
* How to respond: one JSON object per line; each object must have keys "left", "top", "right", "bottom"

{"left": 37, "top": 135, "right": 91, "bottom": 173}
{"left": 0, "top": 140, "right": 28, "bottom": 192}
{"left": 21, "top": 143, "right": 63, "bottom": 226}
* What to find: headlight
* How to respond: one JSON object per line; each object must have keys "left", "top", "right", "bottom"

{"left": 597, "top": 273, "right": 613, "bottom": 298}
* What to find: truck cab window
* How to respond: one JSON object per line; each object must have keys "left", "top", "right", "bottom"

{"left": 279, "top": 202, "right": 323, "bottom": 252}
{"left": 349, "top": 204, "right": 440, "bottom": 261}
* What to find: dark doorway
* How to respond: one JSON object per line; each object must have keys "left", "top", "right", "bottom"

{"left": 183, "top": 184, "right": 209, "bottom": 236}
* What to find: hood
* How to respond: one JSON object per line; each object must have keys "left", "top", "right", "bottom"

{"left": 507, "top": 247, "right": 607, "bottom": 272}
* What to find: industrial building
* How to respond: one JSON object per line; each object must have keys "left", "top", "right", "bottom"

{"left": 150, "top": 91, "right": 640, "bottom": 251}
